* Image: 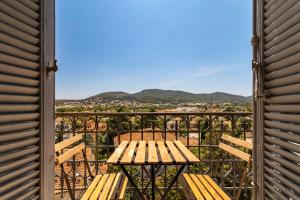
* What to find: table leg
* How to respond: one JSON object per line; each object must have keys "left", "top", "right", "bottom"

{"left": 161, "top": 165, "right": 186, "bottom": 200}
{"left": 151, "top": 165, "right": 155, "bottom": 200}
{"left": 141, "top": 166, "right": 163, "bottom": 197}
{"left": 119, "top": 165, "right": 145, "bottom": 200}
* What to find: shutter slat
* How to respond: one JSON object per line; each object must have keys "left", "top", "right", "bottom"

{"left": 265, "top": 72, "right": 300, "bottom": 88}
{"left": 0, "top": 32, "right": 39, "bottom": 53}
{"left": 0, "top": 163, "right": 39, "bottom": 184}
{"left": 265, "top": 13, "right": 300, "bottom": 42}
{"left": 0, "top": 113, "right": 39, "bottom": 123}
{"left": 265, "top": 120, "right": 300, "bottom": 134}
{"left": 28, "top": 195, "right": 39, "bottom": 200}
{"left": 0, "top": 53, "right": 39, "bottom": 69}
{"left": 265, "top": 136, "right": 300, "bottom": 154}
{"left": 264, "top": 168, "right": 300, "bottom": 196}
{"left": 0, "top": 170, "right": 39, "bottom": 194}
{"left": 264, "top": 0, "right": 284, "bottom": 13}
{"left": 265, "top": 113, "right": 300, "bottom": 124}
{"left": 0, "top": 84, "right": 39, "bottom": 95}
{"left": 264, "top": 1, "right": 300, "bottom": 30}
{"left": 265, "top": 151, "right": 300, "bottom": 174}
{"left": 0, "top": 129, "right": 39, "bottom": 142}
{"left": 2, "top": 0, "right": 39, "bottom": 19}
{"left": 266, "top": 94, "right": 300, "bottom": 104}
{"left": 0, "top": 94, "right": 39, "bottom": 103}
{"left": 0, "top": 2, "right": 38, "bottom": 28}
{"left": 266, "top": 83, "right": 300, "bottom": 96}
{"left": 0, "top": 11, "right": 39, "bottom": 36}
{"left": 265, "top": 128, "right": 300, "bottom": 144}
{"left": 0, "top": 42, "right": 39, "bottom": 61}
{"left": 265, "top": 63, "right": 300, "bottom": 81}
{"left": 265, "top": 173, "right": 299, "bottom": 199}
{"left": 19, "top": 0, "right": 40, "bottom": 12}
{"left": 265, "top": 158, "right": 300, "bottom": 185}
{"left": 265, "top": 143, "right": 300, "bottom": 164}
{"left": 0, "top": 21, "right": 39, "bottom": 45}
{"left": 0, "top": 137, "right": 39, "bottom": 153}
{"left": 265, "top": 32, "right": 300, "bottom": 56}
{"left": 0, "top": 104, "right": 39, "bottom": 113}
{"left": 0, "top": 178, "right": 39, "bottom": 199}
{"left": 0, "top": 121, "right": 39, "bottom": 134}
{"left": 0, "top": 74, "right": 39, "bottom": 86}
{"left": 265, "top": 52, "right": 300, "bottom": 73}
{"left": 0, "top": 154, "right": 39, "bottom": 174}
{"left": 265, "top": 22, "right": 300, "bottom": 50}
{"left": 0, "top": 146, "right": 39, "bottom": 164}
{"left": 0, "top": 63, "right": 39, "bottom": 78}
{"left": 16, "top": 187, "right": 40, "bottom": 200}
{"left": 265, "top": 42, "right": 300, "bottom": 64}
{"left": 265, "top": 105, "right": 300, "bottom": 114}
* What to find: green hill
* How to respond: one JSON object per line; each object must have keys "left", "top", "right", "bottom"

{"left": 77, "top": 89, "right": 251, "bottom": 104}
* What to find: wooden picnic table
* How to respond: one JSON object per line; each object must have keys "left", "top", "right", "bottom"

{"left": 107, "top": 140, "right": 200, "bottom": 200}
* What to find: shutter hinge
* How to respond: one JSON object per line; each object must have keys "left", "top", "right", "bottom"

{"left": 47, "top": 59, "right": 58, "bottom": 75}
{"left": 252, "top": 60, "right": 259, "bottom": 71}
{"left": 251, "top": 35, "right": 259, "bottom": 48}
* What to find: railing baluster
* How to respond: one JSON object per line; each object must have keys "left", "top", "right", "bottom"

{"left": 95, "top": 115, "right": 99, "bottom": 175}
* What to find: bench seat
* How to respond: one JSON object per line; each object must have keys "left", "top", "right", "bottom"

{"left": 180, "top": 174, "right": 230, "bottom": 200}
{"left": 80, "top": 173, "right": 128, "bottom": 200}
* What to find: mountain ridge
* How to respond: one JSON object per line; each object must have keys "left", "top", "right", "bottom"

{"left": 57, "top": 89, "right": 251, "bottom": 104}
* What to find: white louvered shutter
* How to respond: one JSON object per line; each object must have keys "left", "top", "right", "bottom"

{"left": 0, "top": 0, "right": 55, "bottom": 199}
{"left": 256, "top": 0, "right": 300, "bottom": 199}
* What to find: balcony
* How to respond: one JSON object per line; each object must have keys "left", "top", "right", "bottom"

{"left": 54, "top": 112, "right": 253, "bottom": 199}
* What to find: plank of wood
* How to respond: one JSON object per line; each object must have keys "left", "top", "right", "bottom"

{"left": 157, "top": 141, "right": 172, "bottom": 164}
{"left": 118, "top": 176, "right": 128, "bottom": 199}
{"left": 55, "top": 134, "right": 82, "bottom": 152}
{"left": 99, "top": 173, "right": 117, "bottom": 200}
{"left": 134, "top": 141, "right": 146, "bottom": 164}
{"left": 190, "top": 174, "right": 213, "bottom": 200}
{"left": 107, "top": 173, "right": 121, "bottom": 200}
{"left": 182, "top": 174, "right": 204, "bottom": 200}
{"left": 165, "top": 141, "right": 186, "bottom": 164}
{"left": 56, "top": 143, "right": 85, "bottom": 165}
{"left": 173, "top": 140, "right": 199, "bottom": 163}
{"left": 90, "top": 174, "right": 109, "bottom": 200}
{"left": 219, "top": 143, "right": 251, "bottom": 162}
{"left": 80, "top": 175, "right": 102, "bottom": 200}
{"left": 221, "top": 134, "right": 253, "bottom": 149}
{"left": 148, "top": 140, "right": 159, "bottom": 164}
{"left": 107, "top": 141, "right": 129, "bottom": 164}
{"left": 197, "top": 175, "right": 222, "bottom": 200}
{"left": 203, "top": 175, "right": 231, "bottom": 200}
{"left": 120, "top": 141, "right": 138, "bottom": 164}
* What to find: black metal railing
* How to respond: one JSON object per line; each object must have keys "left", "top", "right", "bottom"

{"left": 54, "top": 112, "right": 253, "bottom": 199}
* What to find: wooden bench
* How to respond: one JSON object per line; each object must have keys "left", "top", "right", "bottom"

{"left": 180, "top": 134, "right": 252, "bottom": 200}
{"left": 55, "top": 135, "right": 128, "bottom": 200}
{"left": 80, "top": 173, "right": 128, "bottom": 200}
{"left": 180, "top": 174, "right": 230, "bottom": 200}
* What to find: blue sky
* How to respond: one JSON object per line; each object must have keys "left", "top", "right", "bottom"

{"left": 56, "top": 0, "right": 252, "bottom": 99}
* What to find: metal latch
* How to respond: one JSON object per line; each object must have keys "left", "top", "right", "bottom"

{"left": 47, "top": 59, "right": 58, "bottom": 75}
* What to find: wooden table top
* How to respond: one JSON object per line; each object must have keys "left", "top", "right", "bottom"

{"left": 107, "top": 140, "right": 200, "bottom": 165}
